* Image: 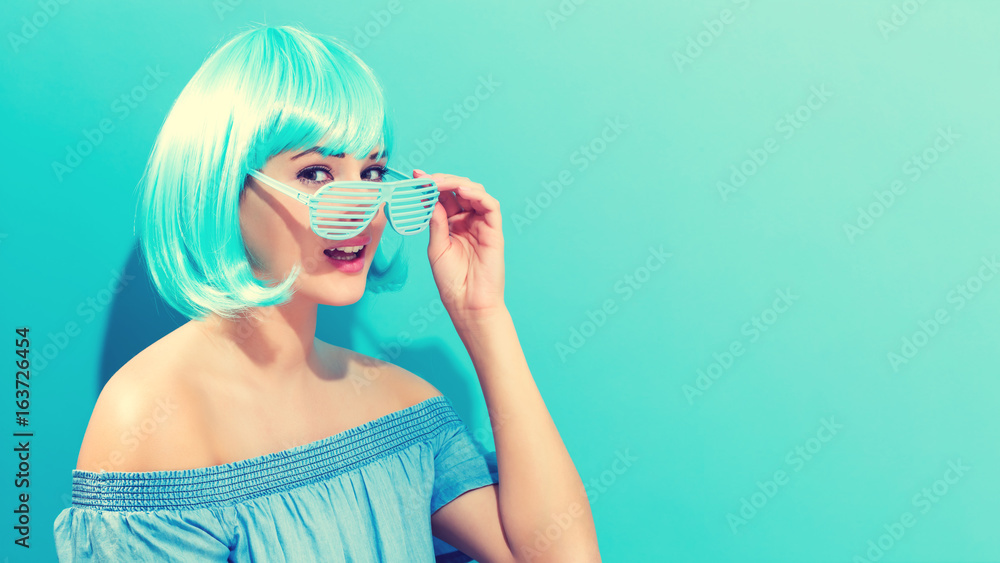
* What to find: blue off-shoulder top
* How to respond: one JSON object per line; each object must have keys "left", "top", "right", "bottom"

{"left": 53, "top": 395, "right": 500, "bottom": 562}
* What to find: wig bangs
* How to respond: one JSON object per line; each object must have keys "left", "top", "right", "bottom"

{"left": 246, "top": 34, "right": 395, "bottom": 171}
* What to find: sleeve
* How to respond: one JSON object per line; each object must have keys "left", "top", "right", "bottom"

{"left": 53, "top": 506, "right": 231, "bottom": 562}
{"left": 430, "top": 423, "right": 500, "bottom": 515}
{"left": 430, "top": 423, "right": 501, "bottom": 562}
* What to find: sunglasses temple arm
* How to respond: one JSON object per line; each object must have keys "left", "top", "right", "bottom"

{"left": 247, "top": 171, "right": 311, "bottom": 205}
{"left": 385, "top": 166, "right": 417, "bottom": 180}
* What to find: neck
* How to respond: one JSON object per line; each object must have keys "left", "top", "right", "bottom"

{"left": 193, "top": 296, "right": 322, "bottom": 384}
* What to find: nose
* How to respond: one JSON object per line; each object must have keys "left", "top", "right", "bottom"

{"left": 327, "top": 174, "right": 382, "bottom": 225}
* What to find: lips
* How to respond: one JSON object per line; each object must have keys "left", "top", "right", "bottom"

{"left": 322, "top": 234, "right": 371, "bottom": 261}
{"left": 324, "top": 235, "right": 371, "bottom": 251}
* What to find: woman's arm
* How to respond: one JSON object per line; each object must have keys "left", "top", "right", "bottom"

{"left": 418, "top": 170, "right": 600, "bottom": 562}
{"left": 452, "top": 307, "right": 601, "bottom": 562}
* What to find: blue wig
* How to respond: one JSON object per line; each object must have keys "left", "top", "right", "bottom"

{"left": 137, "top": 24, "right": 407, "bottom": 321}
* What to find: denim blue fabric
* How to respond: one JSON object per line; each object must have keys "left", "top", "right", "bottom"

{"left": 53, "top": 395, "right": 500, "bottom": 562}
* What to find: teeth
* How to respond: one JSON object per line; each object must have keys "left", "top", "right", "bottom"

{"left": 329, "top": 245, "right": 364, "bottom": 253}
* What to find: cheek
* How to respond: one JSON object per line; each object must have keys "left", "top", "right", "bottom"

{"left": 239, "top": 198, "right": 270, "bottom": 247}
{"left": 239, "top": 194, "right": 300, "bottom": 262}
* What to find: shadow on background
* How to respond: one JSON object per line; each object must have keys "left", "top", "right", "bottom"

{"left": 96, "top": 240, "right": 187, "bottom": 394}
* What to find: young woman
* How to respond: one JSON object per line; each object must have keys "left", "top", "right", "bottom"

{"left": 52, "top": 24, "right": 600, "bottom": 562}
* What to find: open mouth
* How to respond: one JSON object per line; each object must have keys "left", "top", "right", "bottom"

{"left": 324, "top": 244, "right": 366, "bottom": 261}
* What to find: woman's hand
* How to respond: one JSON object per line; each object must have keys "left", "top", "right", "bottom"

{"left": 415, "top": 169, "right": 505, "bottom": 322}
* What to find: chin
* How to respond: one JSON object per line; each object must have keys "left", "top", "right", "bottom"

{"left": 309, "top": 277, "right": 369, "bottom": 307}
{"left": 318, "top": 294, "right": 365, "bottom": 307}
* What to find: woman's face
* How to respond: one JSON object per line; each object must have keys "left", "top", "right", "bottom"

{"left": 238, "top": 147, "right": 389, "bottom": 306}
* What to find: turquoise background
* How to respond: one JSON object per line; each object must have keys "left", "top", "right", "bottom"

{"left": 2, "top": 0, "right": 999, "bottom": 561}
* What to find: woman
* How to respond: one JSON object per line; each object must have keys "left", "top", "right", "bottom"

{"left": 52, "top": 24, "right": 600, "bottom": 562}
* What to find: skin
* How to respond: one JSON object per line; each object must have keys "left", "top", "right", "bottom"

{"left": 77, "top": 148, "right": 431, "bottom": 472}
{"left": 74, "top": 145, "right": 600, "bottom": 561}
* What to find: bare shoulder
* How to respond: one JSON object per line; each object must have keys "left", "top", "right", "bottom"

{"left": 322, "top": 341, "right": 444, "bottom": 408}
{"left": 75, "top": 328, "right": 210, "bottom": 473}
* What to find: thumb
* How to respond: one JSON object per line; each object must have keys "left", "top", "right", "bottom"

{"left": 426, "top": 200, "right": 450, "bottom": 260}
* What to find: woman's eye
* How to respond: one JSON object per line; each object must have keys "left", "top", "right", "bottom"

{"left": 363, "top": 166, "right": 388, "bottom": 182}
{"left": 297, "top": 166, "right": 333, "bottom": 185}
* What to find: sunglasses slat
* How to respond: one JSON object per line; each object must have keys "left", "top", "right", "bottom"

{"left": 389, "top": 199, "right": 436, "bottom": 209}
{"left": 388, "top": 208, "right": 431, "bottom": 220}
{"left": 390, "top": 187, "right": 437, "bottom": 199}
{"left": 313, "top": 209, "right": 379, "bottom": 216}
{"left": 255, "top": 171, "right": 440, "bottom": 240}
{"left": 314, "top": 200, "right": 380, "bottom": 206}
{"left": 313, "top": 208, "right": 378, "bottom": 217}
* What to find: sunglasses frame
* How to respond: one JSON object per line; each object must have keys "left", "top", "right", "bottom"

{"left": 247, "top": 166, "right": 440, "bottom": 241}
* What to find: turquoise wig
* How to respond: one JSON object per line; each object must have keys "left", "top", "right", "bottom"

{"left": 137, "top": 24, "right": 407, "bottom": 321}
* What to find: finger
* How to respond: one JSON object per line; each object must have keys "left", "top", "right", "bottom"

{"left": 414, "top": 172, "right": 502, "bottom": 246}
{"left": 415, "top": 169, "right": 466, "bottom": 217}
{"left": 454, "top": 185, "right": 501, "bottom": 230}
{"left": 416, "top": 171, "right": 482, "bottom": 196}
{"left": 420, "top": 173, "right": 486, "bottom": 214}
{"left": 427, "top": 200, "right": 451, "bottom": 260}
{"left": 432, "top": 188, "right": 462, "bottom": 217}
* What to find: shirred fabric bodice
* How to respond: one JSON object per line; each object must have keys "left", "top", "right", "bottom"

{"left": 53, "top": 395, "right": 499, "bottom": 562}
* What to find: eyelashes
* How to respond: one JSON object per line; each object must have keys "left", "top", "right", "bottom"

{"left": 296, "top": 166, "right": 332, "bottom": 185}
{"left": 296, "top": 165, "right": 388, "bottom": 186}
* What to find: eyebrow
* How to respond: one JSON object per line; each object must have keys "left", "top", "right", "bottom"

{"left": 290, "top": 148, "right": 385, "bottom": 161}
